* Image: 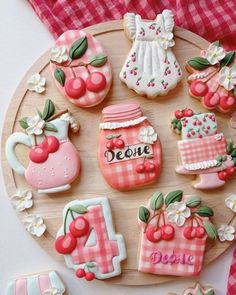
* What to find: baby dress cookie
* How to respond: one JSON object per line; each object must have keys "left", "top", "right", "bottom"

{"left": 98, "top": 102, "right": 162, "bottom": 190}
{"left": 120, "top": 10, "right": 182, "bottom": 97}
{"left": 186, "top": 41, "right": 236, "bottom": 112}
{"left": 50, "top": 30, "right": 112, "bottom": 108}
{"left": 182, "top": 282, "right": 215, "bottom": 295}
{"left": 5, "top": 99, "right": 80, "bottom": 193}
{"left": 171, "top": 108, "right": 235, "bottom": 189}
{"left": 55, "top": 197, "right": 126, "bottom": 280}
{"left": 6, "top": 271, "right": 65, "bottom": 295}
{"left": 138, "top": 190, "right": 216, "bottom": 276}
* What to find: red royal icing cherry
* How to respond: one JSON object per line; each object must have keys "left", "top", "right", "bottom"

{"left": 174, "top": 110, "right": 184, "bottom": 119}
{"left": 85, "top": 272, "right": 95, "bottom": 281}
{"left": 190, "top": 80, "right": 208, "bottom": 97}
{"left": 145, "top": 162, "right": 156, "bottom": 173}
{"left": 204, "top": 92, "right": 220, "bottom": 108}
{"left": 86, "top": 72, "right": 106, "bottom": 93}
{"left": 226, "top": 166, "right": 235, "bottom": 176}
{"left": 76, "top": 268, "right": 86, "bottom": 278}
{"left": 183, "top": 226, "right": 195, "bottom": 240}
{"left": 146, "top": 226, "right": 162, "bottom": 243}
{"left": 55, "top": 233, "right": 77, "bottom": 254}
{"left": 161, "top": 224, "right": 175, "bottom": 240}
{"left": 113, "top": 138, "right": 125, "bottom": 148}
{"left": 219, "top": 95, "right": 235, "bottom": 111}
{"left": 69, "top": 216, "right": 89, "bottom": 238}
{"left": 45, "top": 136, "right": 60, "bottom": 153}
{"left": 183, "top": 108, "right": 194, "bottom": 117}
{"left": 106, "top": 141, "right": 115, "bottom": 150}
{"left": 29, "top": 145, "right": 49, "bottom": 163}
{"left": 136, "top": 163, "right": 145, "bottom": 173}
{"left": 195, "top": 226, "right": 206, "bottom": 238}
{"left": 65, "top": 77, "right": 86, "bottom": 99}
{"left": 218, "top": 170, "right": 227, "bottom": 181}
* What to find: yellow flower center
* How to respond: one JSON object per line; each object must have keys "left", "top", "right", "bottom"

{"left": 176, "top": 210, "right": 181, "bottom": 215}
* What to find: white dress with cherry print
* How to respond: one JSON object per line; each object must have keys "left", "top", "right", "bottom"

{"left": 120, "top": 10, "right": 182, "bottom": 97}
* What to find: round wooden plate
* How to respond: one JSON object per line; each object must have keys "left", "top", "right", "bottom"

{"left": 1, "top": 20, "right": 236, "bottom": 286}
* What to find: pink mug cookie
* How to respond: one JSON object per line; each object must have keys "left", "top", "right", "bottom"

{"left": 138, "top": 190, "right": 216, "bottom": 276}
{"left": 50, "top": 30, "right": 112, "bottom": 107}
{"left": 171, "top": 108, "right": 236, "bottom": 189}
{"left": 98, "top": 102, "right": 162, "bottom": 190}
{"left": 186, "top": 40, "right": 236, "bottom": 113}
{"left": 6, "top": 99, "right": 80, "bottom": 193}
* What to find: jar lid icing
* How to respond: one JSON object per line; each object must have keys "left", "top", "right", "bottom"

{"left": 102, "top": 103, "right": 143, "bottom": 122}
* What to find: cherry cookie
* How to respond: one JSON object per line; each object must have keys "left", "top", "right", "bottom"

{"left": 138, "top": 190, "right": 216, "bottom": 276}
{"left": 55, "top": 197, "right": 127, "bottom": 280}
{"left": 50, "top": 30, "right": 112, "bottom": 108}
{"left": 186, "top": 40, "right": 236, "bottom": 113}
{"left": 98, "top": 102, "right": 162, "bottom": 190}
{"left": 171, "top": 108, "right": 236, "bottom": 189}
{"left": 5, "top": 99, "right": 80, "bottom": 193}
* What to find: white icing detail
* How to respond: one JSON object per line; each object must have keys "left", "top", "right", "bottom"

{"left": 205, "top": 43, "right": 226, "bottom": 65}
{"left": 124, "top": 13, "right": 136, "bottom": 40}
{"left": 50, "top": 45, "right": 68, "bottom": 63}
{"left": 26, "top": 114, "right": 45, "bottom": 135}
{"left": 183, "top": 160, "right": 218, "bottom": 170}
{"left": 166, "top": 201, "right": 191, "bottom": 227}
{"left": 23, "top": 215, "right": 46, "bottom": 237}
{"left": 225, "top": 195, "right": 236, "bottom": 213}
{"left": 99, "top": 116, "right": 147, "bottom": 130}
{"left": 139, "top": 126, "right": 157, "bottom": 144}
{"left": 48, "top": 271, "right": 66, "bottom": 294}
{"left": 192, "top": 72, "right": 208, "bottom": 80}
{"left": 38, "top": 184, "right": 71, "bottom": 194}
{"left": 27, "top": 73, "right": 46, "bottom": 93}
{"left": 85, "top": 229, "right": 97, "bottom": 247}
{"left": 219, "top": 66, "right": 236, "bottom": 91}
{"left": 11, "top": 189, "right": 33, "bottom": 212}
{"left": 43, "top": 288, "right": 63, "bottom": 295}
{"left": 162, "top": 9, "right": 174, "bottom": 32}
{"left": 60, "top": 112, "right": 79, "bottom": 133}
{"left": 214, "top": 133, "right": 223, "bottom": 140}
{"left": 217, "top": 224, "right": 235, "bottom": 242}
{"left": 159, "top": 32, "right": 175, "bottom": 50}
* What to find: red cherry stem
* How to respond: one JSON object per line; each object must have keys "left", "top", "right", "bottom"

{"left": 202, "top": 68, "right": 220, "bottom": 83}
{"left": 144, "top": 210, "right": 163, "bottom": 233}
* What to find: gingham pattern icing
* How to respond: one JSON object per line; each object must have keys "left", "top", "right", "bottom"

{"left": 98, "top": 119, "right": 162, "bottom": 190}
{"left": 50, "top": 30, "right": 112, "bottom": 107}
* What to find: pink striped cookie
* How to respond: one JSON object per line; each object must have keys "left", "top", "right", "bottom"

{"left": 50, "top": 30, "right": 112, "bottom": 108}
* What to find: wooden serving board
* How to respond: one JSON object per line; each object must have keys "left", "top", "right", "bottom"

{"left": 1, "top": 20, "right": 236, "bottom": 286}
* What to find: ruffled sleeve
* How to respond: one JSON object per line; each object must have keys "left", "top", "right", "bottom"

{"left": 123, "top": 13, "right": 136, "bottom": 40}
{"left": 162, "top": 9, "right": 174, "bottom": 32}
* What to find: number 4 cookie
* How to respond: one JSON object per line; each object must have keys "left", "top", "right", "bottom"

{"left": 55, "top": 197, "right": 127, "bottom": 280}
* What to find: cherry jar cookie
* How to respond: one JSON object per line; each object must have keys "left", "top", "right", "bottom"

{"left": 98, "top": 103, "right": 162, "bottom": 190}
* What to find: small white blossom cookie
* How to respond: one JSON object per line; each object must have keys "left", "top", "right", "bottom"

{"left": 5, "top": 271, "right": 65, "bottom": 295}
{"left": 186, "top": 40, "right": 236, "bottom": 113}
{"left": 182, "top": 282, "right": 215, "bottom": 295}
{"left": 138, "top": 190, "right": 216, "bottom": 276}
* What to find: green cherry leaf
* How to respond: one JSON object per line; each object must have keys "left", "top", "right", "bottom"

{"left": 233, "top": 158, "right": 236, "bottom": 166}
{"left": 231, "top": 149, "right": 236, "bottom": 157}
{"left": 177, "top": 121, "right": 182, "bottom": 131}
{"left": 138, "top": 206, "right": 150, "bottom": 223}
{"left": 206, "top": 289, "right": 215, "bottom": 295}
{"left": 216, "top": 155, "right": 223, "bottom": 162}
{"left": 54, "top": 68, "right": 65, "bottom": 86}
{"left": 19, "top": 117, "right": 29, "bottom": 129}
{"left": 69, "top": 36, "right": 88, "bottom": 60}
{"left": 196, "top": 289, "right": 204, "bottom": 295}
{"left": 227, "top": 141, "right": 234, "bottom": 154}
{"left": 186, "top": 196, "right": 201, "bottom": 208}
{"left": 220, "top": 51, "right": 235, "bottom": 68}
{"left": 203, "top": 221, "right": 217, "bottom": 239}
{"left": 187, "top": 57, "right": 211, "bottom": 70}
{"left": 214, "top": 40, "right": 221, "bottom": 47}
{"left": 196, "top": 206, "right": 214, "bottom": 217}
{"left": 42, "top": 99, "right": 55, "bottom": 121}
{"left": 70, "top": 204, "right": 88, "bottom": 214}
{"left": 165, "top": 190, "right": 183, "bottom": 207}
{"left": 150, "top": 191, "right": 164, "bottom": 211}
{"left": 89, "top": 53, "right": 107, "bottom": 67}
{"left": 44, "top": 122, "right": 58, "bottom": 132}
{"left": 86, "top": 262, "right": 96, "bottom": 268}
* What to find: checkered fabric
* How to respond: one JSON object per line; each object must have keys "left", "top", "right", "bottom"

{"left": 139, "top": 212, "right": 207, "bottom": 276}
{"left": 227, "top": 248, "right": 236, "bottom": 295}
{"left": 71, "top": 205, "right": 119, "bottom": 274}
{"left": 28, "top": 0, "right": 236, "bottom": 50}
{"left": 98, "top": 120, "right": 162, "bottom": 190}
{"left": 50, "top": 30, "right": 112, "bottom": 107}
{"left": 178, "top": 134, "right": 227, "bottom": 166}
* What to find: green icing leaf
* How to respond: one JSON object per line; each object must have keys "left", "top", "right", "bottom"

{"left": 54, "top": 68, "right": 65, "bottom": 86}
{"left": 233, "top": 158, "right": 236, "bottom": 166}
{"left": 188, "top": 57, "right": 211, "bottom": 70}
{"left": 70, "top": 204, "right": 88, "bottom": 214}
{"left": 37, "top": 109, "right": 43, "bottom": 118}
{"left": 139, "top": 206, "right": 150, "bottom": 223}
{"left": 86, "top": 262, "right": 96, "bottom": 268}
{"left": 19, "top": 117, "right": 29, "bottom": 129}
{"left": 203, "top": 221, "right": 217, "bottom": 239}
{"left": 206, "top": 289, "right": 215, "bottom": 295}
{"left": 196, "top": 206, "right": 214, "bottom": 217}
{"left": 150, "top": 191, "right": 164, "bottom": 211}
{"left": 233, "top": 88, "right": 236, "bottom": 98}
{"left": 196, "top": 289, "right": 204, "bottom": 295}
{"left": 42, "top": 99, "right": 55, "bottom": 121}
{"left": 165, "top": 190, "right": 183, "bottom": 207}
{"left": 227, "top": 141, "right": 234, "bottom": 154}
{"left": 186, "top": 196, "right": 201, "bottom": 208}
{"left": 69, "top": 36, "right": 88, "bottom": 60}
{"left": 214, "top": 40, "right": 221, "bottom": 47}
{"left": 216, "top": 155, "right": 223, "bottom": 162}
{"left": 177, "top": 120, "right": 182, "bottom": 131}
{"left": 231, "top": 149, "right": 236, "bottom": 157}
{"left": 220, "top": 51, "right": 235, "bottom": 68}
{"left": 44, "top": 122, "right": 58, "bottom": 132}
{"left": 89, "top": 53, "right": 107, "bottom": 67}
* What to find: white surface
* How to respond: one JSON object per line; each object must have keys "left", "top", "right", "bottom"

{"left": 0, "top": 1, "right": 235, "bottom": 294}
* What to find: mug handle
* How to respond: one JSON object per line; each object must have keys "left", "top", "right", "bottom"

{"left": 5, "top": 132, "right": 31, "bottom": 175}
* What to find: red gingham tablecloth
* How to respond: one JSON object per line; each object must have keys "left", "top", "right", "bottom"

{"left": 28, "top": 0, "right": 236, "bottom": 50}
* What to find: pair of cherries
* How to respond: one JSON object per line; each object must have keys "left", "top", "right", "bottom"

{"left": 29, "top": 136, "right": 59, "bottom": 164}
{"left": 174, "top": 108, "right": 194, "bottom": 119}
{"left": 136, "top": 162, "right": 156, "bottom": 173}
{"left": 218, "top": 166, "right": 235, "bottom": 181}
{"left": 183, "top": 225, "right": 206, "bottom": 240}
{"left": 106, "top": 138, "right": 125, "bottom": 150}
{"left": 65, "top": 72, "right": 106, "bottom": 99}
{"left": 146, "top": 224, "right": 175, "bottom": 242}
{"left": 76, "top": 269, "right": 95, "bottom": 281}
{"left": 55, "top": 216, "right": 89, "bottom": 255}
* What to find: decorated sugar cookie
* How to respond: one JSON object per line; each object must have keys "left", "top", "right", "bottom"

{"left": 98, "top": 102, "right": 162, "bottom": 190}
{"left": 55, "top": 197, "right": 126, "bottom": 280}
{"left": 186, "top": 41, "right": 236, "bottom": 112}
{"left": 50, "top": 30, "right": 112, "bottom": 108}
{"left": 119, "top": 10, "right": 182, "bottom": 98}
{"left": 6, "top": 271, "right": 65, "bottom": 295}
{"left": 6, "top": 99, "right": 80, "bottom": 193}
{"left": 171, "top": 108, "right": 236, "bottom": 189}
{"left": 138, "top": 190, "right": 216, "bottom": 276}
{"left": 182, "top": 282, "right": 215, "bottom": 295}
